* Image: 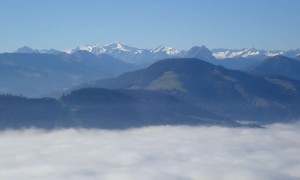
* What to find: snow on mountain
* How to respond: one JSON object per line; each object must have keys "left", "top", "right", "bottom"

{"left": 151, "top": 45, "right": 184, "bottom": 56}
{"left": 66, "top": 44, "right": 107, "bottom": 54}
{"left": 212, "top": 48, "right": 263, "bottom": 59}
{"left": 12, "top": 43, "right": 300, "bottom": 65}
{"left": 105, "top": 42, "right": 132, "bottom": 52}
{"left": 68, "top": 43, "right": 298, "bottom": 65}
{"left": 67, "top": 43, "right": 140, "bottom": 55}
{"left": 211, "top": 48, "right": 295, "bottom": 59}
{"left": 66, "top": 43, "right": 186, "bottom": 65}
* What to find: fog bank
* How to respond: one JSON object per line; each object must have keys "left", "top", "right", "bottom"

{"left": 0, "top": 123, "right": 300, "bottom": 180}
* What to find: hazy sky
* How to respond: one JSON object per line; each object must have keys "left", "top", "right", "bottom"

{"left": 1, "top": 0, "right": 300, "bottom": 52}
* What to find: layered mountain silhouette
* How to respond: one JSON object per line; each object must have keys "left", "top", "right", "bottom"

{"left": 0, "top": 51, "right": 137, "bottom": 97}
{"left": 61, "top": 88, "right": 239, "bottom": 128}
{"left": 79, "top": 58, "right": 300, "bottom": 123}
{"left": 1, "top": 57, "right": 300, "bottom": 129}
{"left": 0, "top": 88, "right": 242, "bottom": 129}
{"left": 248, "top": 55, "right": 300, "bottom": 81}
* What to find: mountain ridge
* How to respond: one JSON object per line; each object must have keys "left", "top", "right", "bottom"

{"left": 10, "top": 43, "right": 300, "bottom": 72}
{"left": 12, "top": 43, "right": 300, "bottom": 62}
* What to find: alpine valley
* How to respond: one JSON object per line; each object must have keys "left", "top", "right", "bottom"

{"left": 1, "top": 42, "right": 300, "bottom": 129}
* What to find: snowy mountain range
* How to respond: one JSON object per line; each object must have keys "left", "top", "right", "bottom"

{"left": 211, "top": 48, "right": 300, "bottom": 59}
{"left": 65, "top": 43, "right": 244, "bottom": 65}
{"left": 65, "top": 43, "right": 187, "bottom": 65}
{"left": 13, "top": 43, "right": 300, "bottom": 65}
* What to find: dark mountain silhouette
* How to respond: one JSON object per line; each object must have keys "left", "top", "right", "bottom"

{"left": 79, "top": 58, "right": 300, "bottom": 123}
{"left": 61, "top": 88, "right": 239, "bottom": 128}
{"left": 0, "top": 51, "right": 137, "bottom": 97}
{"left": 248, "top": 55, "right": 300, "bottom": 80}
{"left": 295, "top": 55, "right": 300, "bottom": 61}
{"left": 0, "top": 94, "right": 69, "bottom": 129}
{"left": 0, "top": 88, "right": 243, "bottom": 129}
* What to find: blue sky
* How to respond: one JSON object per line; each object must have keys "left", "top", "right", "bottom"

{"left": 0, "top": 0, "right": 299, "bottom": 52}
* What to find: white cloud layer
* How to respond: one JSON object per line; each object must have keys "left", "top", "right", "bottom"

{"left": 0, "top": 123, "right": 300, "bottom": 180}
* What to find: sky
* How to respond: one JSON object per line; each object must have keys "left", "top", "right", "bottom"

{"left": 0, "top": 123, "right": 300, "bottom": 179}
{"left": 0, "top": 0, "right": 300, "bottom": 52}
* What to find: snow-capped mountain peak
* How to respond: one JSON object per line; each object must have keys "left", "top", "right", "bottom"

{"left": 104, "top": 42, "right": 130, "bottom": 51}
{"left": 213, "top": 48, "right": 268, "bottom": 59}
{"left": 66, "top": 44, "right": 106, "bottom": 54}
{"left": 151, "top": 45, "right": 183, "bottom": 56}
{"left": 211, "top": 47, "right": 300, "bottom": 59}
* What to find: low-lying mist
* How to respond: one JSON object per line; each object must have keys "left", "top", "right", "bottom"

{"left": 0, "top": 123, "right": 300, "bottom": 180}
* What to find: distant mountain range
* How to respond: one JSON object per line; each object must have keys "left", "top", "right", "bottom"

{"left": 13, "top": 43, "right": 300, "bottom": 66}
{"left": 64, "top": 43, "right": 217, "bottom": 65}
{"left": 248, "top": 55, "right": 300, "bottom": 80}
{"left": 0, "top": 51, "right": 137, "bottom": 97}
{"left": 212, "top": 48, "right": 300, "bottom": 59}
{"left": 15, "top": 46, "right": 62, "bottom": 55}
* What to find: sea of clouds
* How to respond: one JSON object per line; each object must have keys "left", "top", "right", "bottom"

{"left": 0, "top": 122, "right": 300, "bottom": 180}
